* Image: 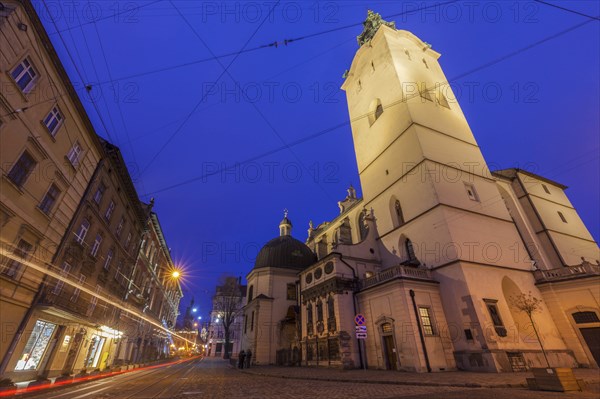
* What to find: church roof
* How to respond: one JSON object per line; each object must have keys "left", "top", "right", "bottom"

{"left": 253, "top": 235, "right": 317, "bottom": 271}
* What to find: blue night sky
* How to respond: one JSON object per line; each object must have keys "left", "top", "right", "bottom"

{"left": 34, "top": 1, "right": 599, "bottom": 317}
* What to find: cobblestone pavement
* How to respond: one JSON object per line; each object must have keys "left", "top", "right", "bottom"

{"left": 171, "top": 358, "right": 599, "bottom": 399}
{"left": 239, "top": 361, "right": 600, "bottom": 389}
{"left": 18, "top": 357, "right": 600, "bottom": 398}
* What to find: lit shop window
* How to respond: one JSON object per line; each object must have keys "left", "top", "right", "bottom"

{"left": 14, "top": 320, "right": 56, "bottom": 371}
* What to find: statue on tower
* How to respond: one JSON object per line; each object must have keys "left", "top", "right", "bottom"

{"left": 357, "top": 10, "right": 396, "bottom": 46}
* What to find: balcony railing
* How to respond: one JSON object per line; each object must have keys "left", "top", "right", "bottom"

{"left": 40, "top": 291, "right": 89, "bottom": 317}
{"left": 360, "top": 264, "right": 434, "bottom": 290}
{"left": 534, "top": 262, "right": 600, "bottom": 283}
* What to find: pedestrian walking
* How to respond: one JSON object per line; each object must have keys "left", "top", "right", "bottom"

{"left": 238, "top": 350, "right": 246, "bottom": 369}
{"left": 245, "top": 349, "right": 252, "bottom": 368}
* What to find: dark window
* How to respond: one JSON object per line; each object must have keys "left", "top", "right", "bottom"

{"left": 485, "top": 299, "right": 507, "bottom": 337}
{"left": 1, "top": 239, "right": 32, "bottom": 277}
{"left": 558, "top": 211, "right": 567, "bottom": 223}
{"left": 573, "top": 311, "right": 600, "bottom": 324}
{"left": 250, "top": 311, "right": 255, "bottom": 331}
{"left": 375, "top": 103, "right": 383, "bottom": 120}
{"left": 306, "top": 304, "right": 313, "bottom": 324}
{"left": 8, "top": 151, "right": 36, "bottom": 188}
{"left": 39, "top": 184, "right": 60, "bottom": 214}
{"left": 394, "top": 200, "right": 405, "bottom": 227}
{"left": 419, "top": 307, "right": 435, "bottom": 335}
{"left": 464, "top": 329, "right": 474, "bottom": 340}
{"left": 316, "top": 301, "right": 323, "bottom": 322}
{"left": 358, "top": 211, "right": 369, "bottom": 240}
{"left": 244, "top": 314, "right": 248, "bottom": 334}
{"left": 286, "top": 283, "right": 296, "bottom": 300}
{"left": 248, "top": 285, "right": 254, "bottom": 301}
{"left": 542, "top": 184, "right": 551, "bottom": 194}
{"left": 93, "top": 183, "right": 106, "bottom": 204}
{"left": 406, "top": 239, "right": 416, "bottom": 262}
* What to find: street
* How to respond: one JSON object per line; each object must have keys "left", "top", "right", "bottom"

{"left": 18, "top": 358, "right": 598, "bottom": 399}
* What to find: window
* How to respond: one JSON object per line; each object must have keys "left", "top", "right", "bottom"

{"left": 11, "top": 58, "right": 38, "bottom": 93}
{"left": 1, "top": 239, "right": 32, "bottom": 278}
{"left": 422, "top": 58, "right": 429, "bottom": 69}
{"left": 7, "top": 151, "right": 36, "bottom": 188}
{"left": 71, "top": 274, "right": 86, "bottom": 302}
{"left": 573, "top": 311, "right": 600, "bottom": 324}
{"left": 105, "top": 200, "right": 115, "bottom": 221}
{"left": 464, "top": 182, "right": 479, "bottom": 201}
{"left": 404, "top": 49, "right": 411, "bottom": 60}
{"left": 14, "top": 320, "right": 56, "bottom": 371}
{"left": 419, "top": 85, "right": 433, "bottom": 102}
{"left": 286, "top": 283, "right": 296, "bottom": 300}
{"left": 247, "top": 285, "right": 254, "bottom": 302}
{"left": 116, "top": 217, "right": 124, "bottom": 236}
{"left": 405, "top": 239, "right": 417, "bottom": 263}
{"left": 66, "top": 142, "right": 83, "bottom": 166}
{"left": 542, "top": 184, "right": 551, "bottom": 194}
{"left": 437, "top": 92, "right": 450, "bottom": 108}
{"left": 43, "top": 106, "right": 63, "bottom": 136}
{"left": 52, "top": 262, "right": 71, "bottom": 295}
{"left": 316, "top": 300, "right": 323, "bottom": 322}
{"left": 125, "top": 232, "right": 132, "bottom": 249}
{"left": 103, "top": 248, "right": 113, "bottom": 270}
{"left": 39, "top": 184, "right": 60, "bottom": 214}
{"left": 381, "top": 322, "right": 393, "bottom": 333}
{"left": 88, "top": 285, "right": 101, "bottom": 315}
{"left": 75, "top": 219, "right": 90, "bottom": 244}
{"left": 393, "top": 199, "right": 405, "bottom": 227}
{"left": 250, "top": 311, "right": 255, "bottom": 331}
{"left": 244, "top": 314, "right": 248, "bottom": 334}
{"left": 484, "top": 299, "right": 507, "bottom": 337}
{"left": 368, "top": 98, "right": 383, "bottom": 126}
{"left": 558, "top": 211, "right": 567, "bottom": 223}
{"left": 358, "top": 211, "right": 369, "bottom": 241}
{"left": 115, "top": 261, "right": 125, "bottom": 285}
{"left": 419, "top": 307, "right": 435, "bottom": 335}
{"left": 90, "top": 234, "right": 102, "bottom": 257}
{"left": 93, "top": 183, "right": 106, "bottom": 204}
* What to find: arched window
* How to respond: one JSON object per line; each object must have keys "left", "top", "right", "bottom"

{"left": 368, "top": 98, "right": 383, "bottom": 126}
{"left": 391, "top": 198, "right": 405, "bottom": 228}
{"left": 327, "top": 296, "right": 334, "bottom": 319}
{"left": 247, "top": 285, "right": 254, "bottom": 302}
{"left": 316, "top": 300, "right": 323, "bottom": 322}
{"left": 358, "top": 211, "right": 369, "bottom": 241}
{"left": 406, "top": 239, "right": 416, "bottom": 261}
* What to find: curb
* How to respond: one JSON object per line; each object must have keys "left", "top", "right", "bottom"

{"left": 235, "top": 369, "right": 531, "bottom": 389}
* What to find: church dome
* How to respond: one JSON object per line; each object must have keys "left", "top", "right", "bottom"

{"left": 254, "top": 235, "right": 316, "bottom": 270}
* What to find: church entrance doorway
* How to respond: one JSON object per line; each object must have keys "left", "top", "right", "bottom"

{"left": 580, "top": 327, "right": 600, "bottom": 366}
{"left": 380, "top": 323, "right": 398, "bottom": 370}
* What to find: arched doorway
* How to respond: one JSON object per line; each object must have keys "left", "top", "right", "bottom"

{"left": 379, "top": 321, "right": 398, "bottom": 370}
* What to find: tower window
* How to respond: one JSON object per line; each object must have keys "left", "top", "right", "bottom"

{"left": 419, "top": 85, "right": 433, "bottom": 102}
{"left": 558, "top": 211, "right": 567, "bottom": 223}
{"left": 368, "top": 98, "right": 383, "bottom": 126}
{"left": 422, "top": 58, "right": 429, "bottom": 69}
{"left": 286, "top": 283, "right": 296, "bottom": 300}
{"left": 393, "top": 199, "right": 405, "bottom": 227}
{"left": 404, "top": 49, "right": 411, "bottom": 60}
{"left": 464, "top": 182, "right": 479, "bottom": 202}
{"left": 437, "top": 92, "right": 450, "bottom": 108}
{"left": 248, "top": 285, "right": 254, "bottom": 301}
{"left": 484, "top": 299, "right": 507, "bottom": 337}
{"left": 542, "top": 184, "right": 550, "bottom": 194}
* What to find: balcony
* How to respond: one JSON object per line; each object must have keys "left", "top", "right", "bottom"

{"left": 534, "top": 262, "right": 600, "bottom": 284}
{"left": 359, "top": 264, "right": 435, "bottom": 290}
{"left": 40, "top": 291, "right": 89, "bottom": 317}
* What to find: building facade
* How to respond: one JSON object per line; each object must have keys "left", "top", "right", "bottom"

{"left": 207, "top": 277, "right": 246, "bottom": 359}
{"left": 240, "top": 11, "right": 599, "bottom": 372}
{"left": 0, "top": 0, "right": 103, "bottom": 377}
{"left": 0, "top": 0, "right": 183, "bottom": 382}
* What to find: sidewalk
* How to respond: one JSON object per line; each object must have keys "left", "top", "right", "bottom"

{"left": 239, "top": 365, "right": 600, "bottom": 389}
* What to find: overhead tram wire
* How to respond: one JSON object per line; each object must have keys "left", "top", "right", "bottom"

{"left": 92, "top": 1, "right": 459, "bottom": 87}
{"left": 138, "top": 0, "right": 282, "bottom": 176}
{"left": 533, "top": 0, "right": 600, "bottom": 21}
{"left": 169, "top": 0, "right": 339, "bottom": 204}
{"left": 141, "top": 16, "right": 598, "bottom": 197}
{"left": 85, "top": 0, "right": 148, "bottom": 193}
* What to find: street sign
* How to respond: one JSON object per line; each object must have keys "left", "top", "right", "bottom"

{"left": 354, "top": 314, "right": 366, "bottom": 325}
{"left": 356, "top": 332, "right": 367, "bottom": 339}
{"left": 355, "top": 326, "right": 367, "bottom": 332}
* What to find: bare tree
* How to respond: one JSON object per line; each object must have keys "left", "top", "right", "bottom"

{"left": 213, "top": 276, "right": 245, "bottom": 359}
{"left": 509, "top": 291, "right": 550, "bottom": 367}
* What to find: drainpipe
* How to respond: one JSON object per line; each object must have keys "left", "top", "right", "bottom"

{"left": 336, "top": 253, "right": 365, "bottom": 370}
{"left": 409, "top": 289, "right": 431, "bottom": 372}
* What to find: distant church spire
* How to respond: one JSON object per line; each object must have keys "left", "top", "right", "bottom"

{"left": 279, "top": 209, "right": 292, "bottom": 236}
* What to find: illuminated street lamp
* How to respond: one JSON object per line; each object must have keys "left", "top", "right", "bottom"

{"left": 172, "top": 270, "right": 181, "bottom": 279}
{"left": 192, "top": 308, "right": 197, "bottom": 312}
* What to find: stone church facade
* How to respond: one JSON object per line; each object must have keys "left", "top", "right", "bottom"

{"left": 240, "top": 11, "right": 599, "bottom": 372}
